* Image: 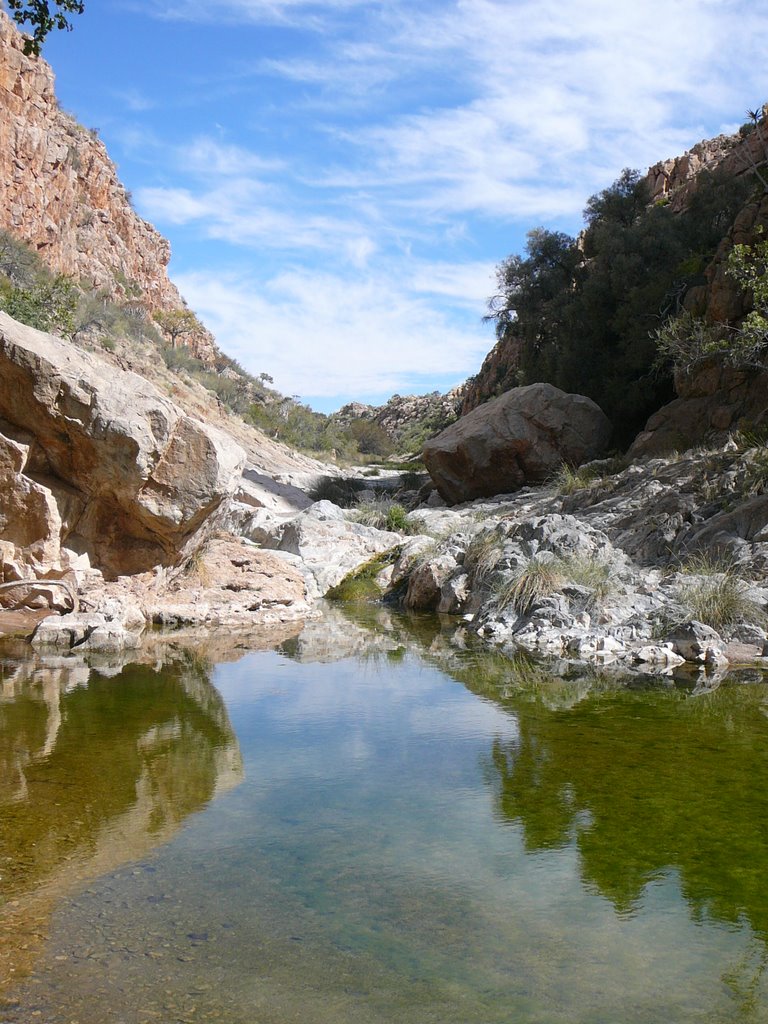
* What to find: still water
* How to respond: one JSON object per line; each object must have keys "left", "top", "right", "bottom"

{"left": 1, "top": 609, "right": 768, "bottom": 1023}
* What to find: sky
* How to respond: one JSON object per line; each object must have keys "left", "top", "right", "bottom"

{"left": 36, "top": 0, "right": 768, "bottom": 412}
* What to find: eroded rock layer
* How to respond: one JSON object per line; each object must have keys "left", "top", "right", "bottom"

{"left": 0, "top": 312, "right": 245, "bottom": 579}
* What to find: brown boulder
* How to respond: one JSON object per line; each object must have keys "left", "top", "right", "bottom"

{"left": 0, "top": 312, "right": 245, "bottom": 577}
{"left": 423, "top": 383, "right": 612, "bottom": 503}
{"left": 629, "top": 359, "right": 768, "bottom": 458}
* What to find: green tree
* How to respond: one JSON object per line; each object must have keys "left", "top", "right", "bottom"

{"left": 656, "top": 232, "right": 768, "bottom": 374}
{"left": 486, "top": 165, "right": 754, "bottom": 445}
{"left": 152, "top": 308, "right": 203, "bottom": 350}
{"left": 7, "top": 0, "right": 84, "bottom": 56}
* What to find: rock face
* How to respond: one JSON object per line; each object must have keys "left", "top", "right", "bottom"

{"left": 424, "top": 383, "right": 612, "bottom": 503}
{"left": 0, "top": 11, "right": 218, "bottom": 363}
{"left": 0, "top": 312, "right": 245, "bottom": 579}
{"left": 629, "top": 358, "right": 768, "bottom": 458}
{"left": 629, "top": 191, "right": 768, "bottom": 457}
{"left": 260, "top": 500, "right": 402, "bottom": 598}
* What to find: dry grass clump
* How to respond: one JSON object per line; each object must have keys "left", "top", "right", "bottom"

{"left": 494, "top": 553, "right": 616, "bottom": 615}
{"left": 677, "top": 554, "right": 765, "bottom": 630}
{"left": 495, "top": 558, "right": 564, "bottom": 614}
{"left": 559, "top": 554, "right": 615, "bottom": 605}
{"left": 464, "top": 530, "right": 503, "bottom": 586}
{"left": 553, "top": 463, "right": 602, "bottom": 495}
{"left": 742, "top": 447, "right": 768, "bottom": 496}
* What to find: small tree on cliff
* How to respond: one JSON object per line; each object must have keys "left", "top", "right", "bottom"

{"left": 7, "top": 0, "right": 84, "bottom": 56}
{"left": 152, "top": 308, "right": 202, "bottom": 351}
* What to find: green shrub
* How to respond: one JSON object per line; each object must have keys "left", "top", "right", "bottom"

{"left": 1, "top": 274, "right": 77, "bottom": 335}
{"left": 326, "top": 549, "right": 401, "bottom": 603}
{"left": 350, "top": 498, "right": 416, "bottom": 534}
{"left": 385, "top": 503, "right": 413, "bottom": 533}
{"left": 345, "top": 418, "right": 393, "bottom": 456}
{"left": 308, "top": 475, "right": 368, "bottom": 507}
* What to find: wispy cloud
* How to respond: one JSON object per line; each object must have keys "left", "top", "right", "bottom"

{"left": 120, "top": 0, "right": 768, "bottom": 403}
{"left": 149, "top": 0, "right": 370, "bottom": 28}
{"left": 175, "top": 265, "right": 493, "bottom": 401}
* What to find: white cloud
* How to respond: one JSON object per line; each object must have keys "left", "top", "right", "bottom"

{"left": 151, "top": 0, "right": 370, "bottom": 27}
{"left": 137, "top": 181, "right": 368, "bottom": 253}
{"left": 129, "top": 0, "right": 768, "bottom": 404}
{"left": 181, "top": 137, "right": 284, "bottom": 177}
{"left": 174, "top": 266, "right": 493, "bottom": 400}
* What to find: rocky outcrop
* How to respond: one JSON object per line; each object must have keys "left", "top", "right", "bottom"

{"left": 383, "top": 444, "right": 768, "bottom": 673}
{"left": 424, "top": 383, "right": 612, "bottom": 503}
{"left": 334, "top": 386, "right": 464, "bottom": 448}
{"left": 646, "top": 112, "right": 767, "bottom": 210}
{"left": 0, "top": 311, "right": 245, "bottom": 580}
{"left": 260, "top": 500, "right": 402, "bottom": 598}
{"left": 630, "top": 358, "right": 768, "bottom": 457}
{"left": 0, "top": 11, "right": 219, "bottom": 362}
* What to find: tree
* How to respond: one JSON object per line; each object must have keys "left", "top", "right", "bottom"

{"left": 7, "top": 0, "right": 84, "bottom": 56}
{"left": 656, "top": 233, "right": 768, "bottom": 375}
{"left": 152, "top": 308, "right": 203, "bottom": 350}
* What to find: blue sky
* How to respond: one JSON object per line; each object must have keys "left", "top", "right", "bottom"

{"left": 39, "top": 0, "right": 768, "bottom": 412}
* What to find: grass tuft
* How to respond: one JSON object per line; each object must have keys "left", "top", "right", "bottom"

{"left": 677, "top": 557, "right": 765, "bottom": 631}
{"left": 464, "top": 530, "right": 503, "bottom": 587}
{"left": 495, "top": 558, "right": 564, "bottom": 614}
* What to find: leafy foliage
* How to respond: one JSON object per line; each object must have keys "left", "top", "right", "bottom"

{"left": 656, "top": 232, "right": 768, "bottom": 375}
{"left": 7, "top": 0, "right": 84, "bottom": 56}
{"left": 486, "top": 167, "right": 754, "bottom": 445}
{"left": 152, "top": 308, "right": 204, "bottom": 349}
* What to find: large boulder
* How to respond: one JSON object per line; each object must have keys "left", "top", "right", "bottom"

{"left": 0, "top": 313, "right": 245, "bottom": 577}
{"left": 423, "top": 383, "right": 612, "bottom": 503}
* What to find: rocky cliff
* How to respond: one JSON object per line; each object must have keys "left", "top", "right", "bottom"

{"left": 0, "top": 11, "right": 220, "bottom": 363}
{"left": 461, "top": 117, "right": 768, "bottom": 431}
{"left": 334, "top": 386, "right": 465, "bottom": 450}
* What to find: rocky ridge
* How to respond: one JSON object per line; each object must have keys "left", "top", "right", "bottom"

{"left": 461, "top": 117, "right": 768, "bottom": 424}
{"left": 0, "top": 11, "right": 219, "bottom": 363}
{"left": 334, "top": 386, "right": 464, "bottom": 449}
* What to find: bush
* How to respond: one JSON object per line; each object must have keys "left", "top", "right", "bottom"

{"left": 345, "top": 418, "right": 393, "bottom": 456}
{"left": 349, "top": 497, "right": 416, "bottom": 534}
{"left": 495, "top": 558, "right": 563, "bottom": 614}
{"left": 677, "top": 555, "right": 765, "bottom": 630}
{"left": 308, "top": 475, "right": 368, "bottom": 507}
{"left": 0, "top": 274, "right": 77, "bottom": 335}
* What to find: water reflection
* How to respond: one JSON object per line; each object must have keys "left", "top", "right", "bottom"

{"left": 3, "top": 607, "right": 768, "bottom": 1022}
{"left": 289, "top": 606, "right": 768, "bottom": 942}
{"left": 0, "top": 641, "right": 243, "bottom": 990}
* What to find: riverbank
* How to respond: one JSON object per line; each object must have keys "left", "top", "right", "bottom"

{"left": 10, "top": 435, "right": 768, "bottom": 687}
